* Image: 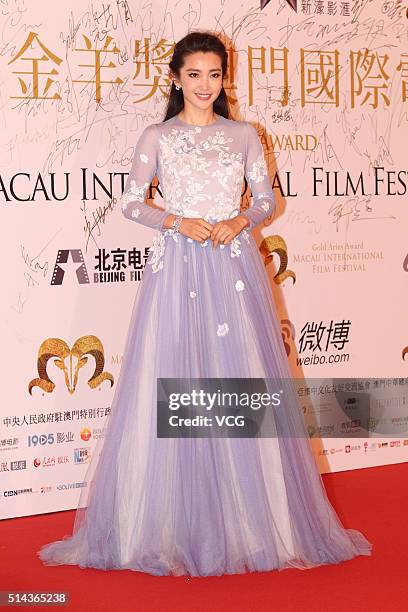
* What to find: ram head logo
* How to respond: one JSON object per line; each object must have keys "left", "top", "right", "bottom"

{"left": 29, "top": 335, "right": 114, "bottom": 395}
{"left": 259, "top": 234, "right": 296, "bottom": 284}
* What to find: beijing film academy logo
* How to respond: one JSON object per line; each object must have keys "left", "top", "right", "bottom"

{"left": 50, "top": 247, "right": 149, "bottom": 285}
{"left": 51, "top": 249, "right": 89, "bottom": 285}
{"left": 260, "top": 0, "right": 297, "bottom": 11}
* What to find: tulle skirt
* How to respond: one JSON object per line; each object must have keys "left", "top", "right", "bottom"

{"left": 37, "top": 225, "right": 373, "bottom": 576}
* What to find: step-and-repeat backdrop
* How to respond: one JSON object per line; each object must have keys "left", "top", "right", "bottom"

{"left": 1, "top": 0, "right": 407, "bottom": 519}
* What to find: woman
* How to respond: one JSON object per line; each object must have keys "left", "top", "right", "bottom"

{"left": 38, "top": 31, "right": 373, "bottom": 576}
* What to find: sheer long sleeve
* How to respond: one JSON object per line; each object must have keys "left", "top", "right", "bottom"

{"left": 121, "top": 124, "right": 169, "bottom": 230}
{"left": 240, "top": 122, "right": 276, "bottom": 230}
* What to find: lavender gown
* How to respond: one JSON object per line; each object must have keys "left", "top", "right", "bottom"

{"left": 38, "top": 114, "right": 373, "bottom": 576}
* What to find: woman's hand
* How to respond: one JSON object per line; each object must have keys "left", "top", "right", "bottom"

{"left": 180, "top": 217, "right": 215, "bottom": 243}
{"left": 162, "top": 213, "right": 249, "bottom": 247}
{"left": 163, "top": 214, "right": 214, "bottom": 243}
{"left": 210, "top": 216, "right": 249, "bottom": 248}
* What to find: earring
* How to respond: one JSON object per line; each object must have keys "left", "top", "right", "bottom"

{"left": 175, "top": 83, "right": 181, "bottom": 90}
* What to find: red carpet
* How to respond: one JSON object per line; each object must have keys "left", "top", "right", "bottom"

{"left": 1, "top": 462, "right": 407, "bottom": 611}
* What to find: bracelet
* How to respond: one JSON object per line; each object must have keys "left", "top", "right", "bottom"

{"left": 171, "top": 213, "right": 184, "bottom": 233}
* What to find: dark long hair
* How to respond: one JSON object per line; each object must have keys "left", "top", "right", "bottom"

{"left": 162, "top": 31, "right": 231, "bottom": 122}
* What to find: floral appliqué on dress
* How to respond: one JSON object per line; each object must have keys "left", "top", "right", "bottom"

{"left": 217, "top": 323, "right": 229, "bottom": 337}
{"left": 146, "top": 232, "right": 166, "bottom": 273}
{"left": 121, "top": 180, "right": 149, "bottom": 210}
{"left": 123, "top": 119, "right": 276, "bottom": 273}
{"left": 247, "top": 153, "right": 268, "bottom": 183}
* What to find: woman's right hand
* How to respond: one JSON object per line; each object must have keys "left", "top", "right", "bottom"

{"left": 164, "top": 214, "right": 214, "bottom": 243}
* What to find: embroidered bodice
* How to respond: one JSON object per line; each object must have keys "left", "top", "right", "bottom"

{"left": 120, "top": 114, "right": 276, "bottom": 232}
